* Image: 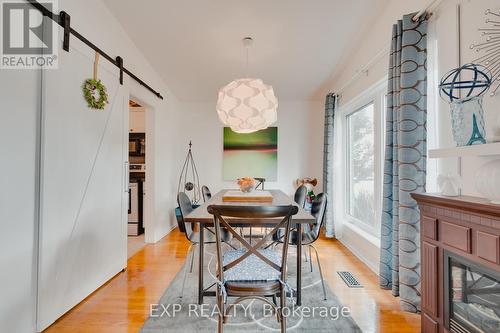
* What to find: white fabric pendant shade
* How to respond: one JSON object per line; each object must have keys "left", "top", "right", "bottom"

{"left": 216, "top": 78, "right": 278, "bottom": 133}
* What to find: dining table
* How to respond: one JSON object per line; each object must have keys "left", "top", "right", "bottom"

{"left": 184, "top": 189, "right": 316, "bottom": 306}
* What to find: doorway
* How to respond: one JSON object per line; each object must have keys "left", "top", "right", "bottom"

{"left": 127, "top": 99, "right": 147, "bottom": 258}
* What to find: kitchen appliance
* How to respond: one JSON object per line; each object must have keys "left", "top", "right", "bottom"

{"left": 128, "top": 179, "right": 144, "bottom": 236}
{"left": 129, "top": 133, "right": 145, "bottom": 156}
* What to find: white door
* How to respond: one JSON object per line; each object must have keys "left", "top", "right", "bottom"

{"left": 37, "top": 35, "right": 128, "bottom": 330}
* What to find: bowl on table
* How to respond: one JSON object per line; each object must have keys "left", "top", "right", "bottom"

{"left": 237, "top": 177, "right": 256, "bottom": 193}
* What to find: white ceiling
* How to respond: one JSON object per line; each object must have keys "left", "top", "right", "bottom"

{"left": 104, "top": 0, "right": 388, "bottom": 101}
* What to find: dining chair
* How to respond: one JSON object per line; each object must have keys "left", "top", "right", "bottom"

{"left": 273, "top": 193, "right": 328, "bottom": 300}
{"left": 202, "top": 185, "right": 211, "bottom": 202}
{"left": 271, "top": 185, "right": 308, "bottom": 245}
{"left": 254, "top": 177, "right": 266, "bottom": 190}
{"left": 177, "top": 192, "right": 232, "bottom": 297}
{"left": 207, "top": 204, "right": 299, "bottom": 333}
{"left": 294, "top": 185, "right": 307, "bottom": 208}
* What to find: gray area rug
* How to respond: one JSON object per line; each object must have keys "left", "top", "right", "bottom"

{"left": 141, "top": 245, "right": 362, "bottom": 332}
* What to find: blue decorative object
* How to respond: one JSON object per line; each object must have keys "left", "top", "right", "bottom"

{"left": 439, "top": 63, "right": 491, "bottom": 102}
{"left": 449, "top": 96, "right": 487, "bottom": 146}
{"left": 468, "top": 114, "right": 486, "bottom": 145}
{"left": 439, "top": 64, "right": 492, "bottom": 146}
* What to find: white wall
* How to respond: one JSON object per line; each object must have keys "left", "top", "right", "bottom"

{"left": 0, "top": 0, "right": 181, "bottom": 331}
{"left": 429, "top": 0, "right": 500, "bottom": 197}
{"left": 174, "top": 100, "right": 324, "bottom": 197}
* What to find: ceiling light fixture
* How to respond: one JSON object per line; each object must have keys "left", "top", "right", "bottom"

{"left": 216, "top": 37, "right": 278, "bottom": 134}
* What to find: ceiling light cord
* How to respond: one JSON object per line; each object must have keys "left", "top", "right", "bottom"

{"left": 242, "top": 37, "right": 253, "bottom": 78}
{"left": 246, "top": 45, "right": 249, "bottom": 77}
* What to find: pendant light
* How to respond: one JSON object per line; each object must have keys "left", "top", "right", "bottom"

{"left": 216, "top": 37, "right": 278, "bottom": 134}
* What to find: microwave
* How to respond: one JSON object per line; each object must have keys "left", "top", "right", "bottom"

{"left": 129, "top": 133, "right": 145, "bottom": 156}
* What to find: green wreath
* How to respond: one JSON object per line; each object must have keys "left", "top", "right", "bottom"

{"left": 83, "top": 79, "right": 109, "bottom": 110}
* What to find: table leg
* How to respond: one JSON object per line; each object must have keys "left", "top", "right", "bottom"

{"left": 296, "top": 223, "right": 302, "bottom": 306}
{"left": 198, "top": 223, "right": 204, "bottom": 305}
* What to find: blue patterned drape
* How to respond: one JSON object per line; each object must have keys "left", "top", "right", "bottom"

{"left": 379, "top": 14, "right": 427, "bottom": 313}
{"left": 323, "top": 93, "right": 336, "bottom": 237}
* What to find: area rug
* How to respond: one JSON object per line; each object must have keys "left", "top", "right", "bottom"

{"left": 141, "top": 246, "right": 362, "bottom": 332}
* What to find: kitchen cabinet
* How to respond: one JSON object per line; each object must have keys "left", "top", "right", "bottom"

{"left": 129, "top": 107, "right": 145, "bottom": 132}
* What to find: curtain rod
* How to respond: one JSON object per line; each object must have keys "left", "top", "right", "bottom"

{"left": 27, "top": 0, "right": 164, "bottom": 100}
{"left": 337, "top": 1, "right": 442, "bottom": 98}
{"left": 336, "top": 43, "right": 391, "bottom": 97}
{"left": 412, "top": 0, "right": 443, "bottom": 22}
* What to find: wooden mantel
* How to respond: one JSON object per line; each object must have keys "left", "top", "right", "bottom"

{"left": 412, "top": 193, "right": 500, "bottom": 219}
{"left": 412, "top": 193, "right": 500, "bottom": 333}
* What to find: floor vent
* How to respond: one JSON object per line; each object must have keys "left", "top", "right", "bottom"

{"left": 337, "top": 271, "right": 363, "bottom": 288}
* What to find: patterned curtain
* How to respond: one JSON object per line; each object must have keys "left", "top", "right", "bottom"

{"left": 323, "top": 93, "right": 336, "bottom": 237}
{"left": 379, "top": 14, "right": 427, "bottom": 313}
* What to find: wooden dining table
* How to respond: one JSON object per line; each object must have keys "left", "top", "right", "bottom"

{"left": 184, "top": 189, "right": 315, "bottom": 306}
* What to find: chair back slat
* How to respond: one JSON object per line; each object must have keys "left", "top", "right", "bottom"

{"left": 202, "top": 185, "right": 212, "bottom": 202}
{"left": 208, "top": 205, "right": 298, "bottom": 283}
{"left": 254, "top": 177, "right": 266, "bottom": 190}
{"left": 310, "top": 193, "right": 327, "bottom": 241}
{"left": 294, "top": 185, "right": 307, "bottom": 208}
{"left": 177, "top": 192, "right": 195, "bottom": 236}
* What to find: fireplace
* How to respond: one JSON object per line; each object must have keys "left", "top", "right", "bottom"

{"left": 412, "top": 193, "right": 500, "bottom": 333}
{"left": 444, "top": 251, "right": 500, "bottom": 333}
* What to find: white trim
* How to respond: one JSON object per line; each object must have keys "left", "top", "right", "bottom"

{"left": 338, "top": 76, "right": 388, "bottom": 111}
{"left": 338, "top": 77, "right": 387, "bottom": 238}
{"left": 342, "top": 220, "right": 380, "bottom": 248}
{"left": 128, "top": 83, "right": 158, "bottom": 244}
{"left": 429, "top": 142, "right": 500, "bottom": 158}
{"left": 338, "top": 223, "right": 380, "bottom": 275}
{"left": 333, "top": 77, "right": 387, "bottom": 276}
{"left": 163, "top": 223, "right": 179, "bottom": 238}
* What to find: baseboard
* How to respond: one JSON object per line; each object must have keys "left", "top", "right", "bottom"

{"left": 339, "top": 238, "right": 379, "bottom": 275}
{"left": 155, "top": 223, "right": 178, "bottom": 242}
{"left": 165, "top": 223, "right": 178, "bottom": 235}
{"left": 337, "top": 224, "right": 380, "bottom": 275}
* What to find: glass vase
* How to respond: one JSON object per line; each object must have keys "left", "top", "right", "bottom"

{"left": 449, "top": 96, "right": 486, "bottom": 146}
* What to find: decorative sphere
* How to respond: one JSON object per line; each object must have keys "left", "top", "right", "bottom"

{"left": 184, "top": 182, "right": 194, "bottom": 191}
{"left": 439, "top": 63, "right": 491, "bottom": 103}
{"left": 216, "top": 78, "right": 278, "bottom": 134}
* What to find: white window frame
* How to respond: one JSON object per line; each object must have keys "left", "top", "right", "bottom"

{"left": 339, "top": 77, "right": 387, "bottom": 238}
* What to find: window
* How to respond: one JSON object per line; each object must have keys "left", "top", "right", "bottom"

{"left": 347, "top": 103, "right": 375, "bottom": 227}
{"left": 341, "top": 79, "right": 386, "bottom": 238}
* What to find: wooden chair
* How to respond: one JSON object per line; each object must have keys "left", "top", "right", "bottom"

{"left": 207, "top": 204, "right": 299, "bottom": 333}
{"left": 177, "top": 192, "right": 232, "bottom": 297}
{"left": 202, "top": 185, "right": 212, "bottom": 202}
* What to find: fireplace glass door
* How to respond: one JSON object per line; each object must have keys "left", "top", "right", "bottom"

{"left": 445, "top": 251, "right": 500, "bottom": 333}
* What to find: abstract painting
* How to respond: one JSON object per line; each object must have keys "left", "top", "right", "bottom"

{"left": 223, "top": 127, "right": 278, "bottom": 181}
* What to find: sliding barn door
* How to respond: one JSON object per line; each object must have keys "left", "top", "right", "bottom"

{"left": 37, "top": 35, "right": 128, "bottom": 331}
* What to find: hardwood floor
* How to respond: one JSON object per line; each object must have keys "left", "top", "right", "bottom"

{"left": 43, "top": 229, "right": 420, "bottom": 333}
